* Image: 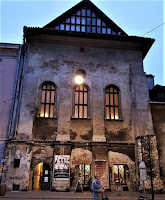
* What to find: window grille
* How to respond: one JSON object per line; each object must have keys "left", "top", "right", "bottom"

{"left": 106, "top": 85, "right": 119, "bottom": 120}
{"left": 40, "top": 83, "right": 55, "bottom": 118}
{"left": 74, "top": 85, "right": 88, "bottom": 118}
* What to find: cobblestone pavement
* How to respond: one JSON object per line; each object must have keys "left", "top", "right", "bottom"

{"left": 0, "top": 191, "right": 165, "bottom": 200}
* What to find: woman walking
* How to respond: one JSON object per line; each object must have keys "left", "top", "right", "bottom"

{"left": 91, "top": 174, "right": 104, "bottom": 200}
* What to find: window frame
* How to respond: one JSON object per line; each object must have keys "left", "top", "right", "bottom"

{"left": 39, "top": 81, "right": 56, "bottom": 119}
{"left": 73, "top": 84, "right": 89, "bottom": 119}
{"left": 105, "top": 84, "right": 122, "bottom": 120}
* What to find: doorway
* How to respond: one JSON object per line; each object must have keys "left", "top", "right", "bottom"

{"left": 33, "top": 162, "right": 50, "bottom": 190}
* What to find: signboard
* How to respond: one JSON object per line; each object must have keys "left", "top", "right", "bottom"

{"left": 54, "top": 155, "right": 70, "bottom": 179}
{"left": 139, "top": 161, "right": 147, "bottom": 181}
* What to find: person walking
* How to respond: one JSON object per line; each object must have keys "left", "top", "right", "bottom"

{"left": 91, "top": 174, "right": 104, "bottom": 200}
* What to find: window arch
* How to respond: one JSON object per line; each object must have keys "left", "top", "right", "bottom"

{"left": 40, "top": 82, "right": 56, "bottom": 118}
{"left": 105, "top": 85, "right": 120, "bottom": 120}
{"left": 74, "top": 85, "right": 88, "bottom": 118}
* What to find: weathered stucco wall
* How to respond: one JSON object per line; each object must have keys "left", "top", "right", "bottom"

{"left": 150, "top": 104, "right": 165, "bottom": 192}
{"left": 2, "top": 143, "right": 32, "bottom": 190}
{"left": 15, "top": 41, "right": 153, "bottom": 143}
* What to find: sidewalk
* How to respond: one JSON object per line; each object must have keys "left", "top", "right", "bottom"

{"left": 0, "top": 191, "right": 165, "bottom": 200}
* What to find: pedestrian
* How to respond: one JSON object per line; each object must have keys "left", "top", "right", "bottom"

{"left": 91, "top": 174, "right": 104, "bottom": 200}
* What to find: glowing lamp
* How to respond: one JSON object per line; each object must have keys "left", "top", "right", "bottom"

{"left": 75, "top": 69, "right": 86, "bottom": 84}
{"left": 75, "top": 75, "right": 84, "bottom": 84}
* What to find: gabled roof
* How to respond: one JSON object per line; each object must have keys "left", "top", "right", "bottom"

{"left": 43, "top": 0, "right": 127, "bottom": 36}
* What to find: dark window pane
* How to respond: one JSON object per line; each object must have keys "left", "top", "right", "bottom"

{"left": 87, "top": 18, "right": 91, "bottom": 25}
{"left": 87, "top": 26, "right": 91, "bottom": 32}
{"left": 82, "top": 17, "right": 86, "bottom": 25}
{"left": 82, "top": 9, "right": 86, "bottom": 16}
{"left": 60, "top": 24, "right": 65, "bottom": 30}
{"left": 102, "top": 28, "right": 106, "bottom": 34}
{"left": 112, "top": 30, "right": 116, "bottom": 35}
{"left": 97, "top": 27, "right": 101, "bottom": 33}
{"left": 13, "top": 159, "right": 20, "bottom": 168}
{"left": 76, "top": 25, "right": 80, "bottom": 32}
{"left": 76, "top": 17, "right": 80, "bottom": 24}
{"left": 87, "top": 9, "right": 91, "bottom": 17}
{"left": 66, "top": 24, "right": 70, "bottom": 31}
{"left": 55, "top": 25, "right": 59, "bottom": 30}
{"left": 77, "top": 10, "right": 81, "bottom": 16}
{"left": 66, "top": 18, "right": 70, "bottom": 23}
{"left": 92, "top": 27, "right": 96, "bottom": 33}
{"left": 71, "top": 16, "right": 75, "bottom": 24}
{"left": 97, "top": 19, "right": 101, "bottom": 26}
{"left": 107, "top": 28, "right": 111, "bottom": 34}
{"left": 92, "top": 18, "right": 96, "bottom": 25}
{"left": 71, "top": 25, "right": 75, "bottom": 31}
{"left": 92, "top": 12, "right": 96, "bottom": 17}
{"left": 81, "top": 26, "right": 85, "bottom": 32}
{"left": 102, "top": 21, "right": 106, "bottom": 26}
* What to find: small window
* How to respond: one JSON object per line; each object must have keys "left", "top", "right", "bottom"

{"left": 13, "top": 159, "right": 20, "bottom": 168}
{"left": 13, "top": 184, "right": 20, "bottom": 191}
{"left": 40, "top": 82, "right": 55, "bottom": 118}
{"left": 105, "top": 85, "right": 120, "bottom": 120}
{"left": 74, "top": 85, "right": 88, "bottom": 118}
{"left": 113, "top": 164, "right": 126, "bottom": 184}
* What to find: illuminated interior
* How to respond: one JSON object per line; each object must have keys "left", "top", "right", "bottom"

{"left": 33, "top": 162, "right": 43, "bottom": 190}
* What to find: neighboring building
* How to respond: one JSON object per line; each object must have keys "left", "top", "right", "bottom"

{"left": 148, "top": 83, "right": 165, "bottom": 192}
{"left": 0, "top": 43, "right": 21, "bottom": 164}
{"left": 1, "top": 0, "right": 163, "bottom": 192}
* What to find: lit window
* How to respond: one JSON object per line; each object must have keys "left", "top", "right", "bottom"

{"left": 40, "top": 83, "right": 55, "bottom": 118}
{"left": 74, "top": 85, "right": 88, "bottom": 118}
{"left": 113, "top": 164, "right": 126, "bottom": 184}
{"left": 105, "top": 85, "right": 119, "bottom": 120}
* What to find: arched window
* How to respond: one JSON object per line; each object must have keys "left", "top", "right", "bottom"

{"left": 105, "top": 85, "right": 120, "bottom": 120}
{"left": 74, "top": 85, "right": 88, "bottom": 118}
{"left": 40, "top": 82, "right": 55, "bottom": 118}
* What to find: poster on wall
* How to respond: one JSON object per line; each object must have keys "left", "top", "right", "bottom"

{"left": 54, "top": 155, "right": 70, "bottom": 180}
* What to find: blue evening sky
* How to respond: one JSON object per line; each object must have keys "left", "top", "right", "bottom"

{"left": 1, "top": 0, "right": 164, "bottom": 85}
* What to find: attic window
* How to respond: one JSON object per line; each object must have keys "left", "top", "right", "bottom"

{"left": 13, "top": 159, "right": 20, "bottom": 168}
{"left": 54, "top": 8, "right": 118, "bottom": 35}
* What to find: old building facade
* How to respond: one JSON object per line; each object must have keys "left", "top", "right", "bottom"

{"left": 1, "top": 0, "right": 163, "bottom": 192}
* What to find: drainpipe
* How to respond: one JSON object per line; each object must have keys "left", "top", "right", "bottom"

{"left": 12, "top": 46, "right": 27, "bottom": 138}
{"left": 148, "top": 135, "right": 154, "bottom": 200}
{"left": 7, "top": 44, "right": 22, "bottom": 139}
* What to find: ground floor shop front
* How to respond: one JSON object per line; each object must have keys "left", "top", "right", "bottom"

{"left": 2, "top": 141, "right": 136, "bottom": 192}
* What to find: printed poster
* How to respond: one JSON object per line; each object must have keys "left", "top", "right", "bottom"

{"left": 54, "top": 155, "right": 70, "bottom": 179}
